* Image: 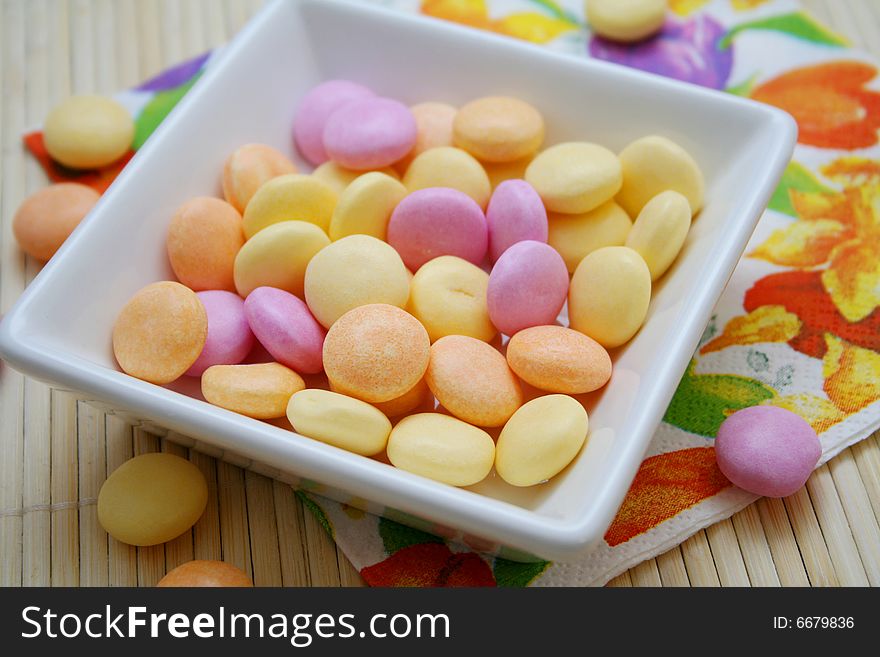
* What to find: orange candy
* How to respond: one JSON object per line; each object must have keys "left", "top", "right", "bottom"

{"left": 13, "top": 183, "right": 99, "bottom": 261}
{"left": 157, "top": 560, "right": 253, "bottom": 587}
{"left": 371, "top": 378, "right": 432, "bottom": 417}
{"left": 395, "top": 102, "right": 458, "bottom": 173}
{"left": 222, "top": 143, "right": 297, "bottom": 213}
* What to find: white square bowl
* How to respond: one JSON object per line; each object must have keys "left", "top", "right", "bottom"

{"left": 0, "top": 0, "right": 796, "bottom": 561}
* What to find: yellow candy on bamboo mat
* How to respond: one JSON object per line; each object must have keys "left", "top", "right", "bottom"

{"left": 483, "top": 156, "right": 533, "bottom": 190}
{"left": 158, "top": 560, "right": 253, "bottom": 587}
{"left": 222, "top": 143, "right": 297, "bottom": 213}
{"left": 201, "top": 362, "right": 305, "bottom": 419}
{"left": 403, "top": 146, "right": 491, "bottom": 209}
{"left": 525, "top": 142, "right": 622, "bottom": 214}
{"left": 548, "top": 200, "right": 632, "bottom": 273}
{"left": 311, "top": 161, "right": 400, "bottom": 195}
{"left": 242, "top": 173, "right": 336, "bottom": 238}
{"left": 234, "top": 220, "right": 330, "bottom": 298}
{"left": 371, "top": 378, "right": 432, "bottom": 417}
{"left": 113, "top": 281, "right": 207, "bottom": 384}
{"left": 328, "top": 172, "right": 408, "bottom": 241}
{"left": 396, "top": 102, "right": 458, "bottom": 173}
{"left": 495, "top": 395, "right": 588, "bottom": 487}
{"left": 387, "top": 413, "right": 495, "bottom": 487}
{"left": 43, "top": 95, "right": 134, "bottom": 169}
{"left": 12, "top": 182, "right": 99, "bottom": 261}
{"left": 616, "top": 135, "right": 704, "bottom": 217}
{"left": 98, "top": 453, "right": 207, "bottom": 546}
{"left": 569, "top": 246, "right": 651, "bottom": 348}
{"left": 453, "top": 96, "right": 544, "bottom": 163}
{"left": 585, "top": 0, "right": 666, "bottom": 43}
{"left": 304, "top": 235, "right": 410, "bottom": 328}
{"left": 287, "top": 389, "right": 392, "bottom": 456}
{"left": 625, "top": 190, "right": 692, "bottom": 280}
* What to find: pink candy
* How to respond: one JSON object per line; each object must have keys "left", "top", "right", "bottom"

{"left": 486, "top": 180, "right": 547, "bottom": 262}
{"left": 293, "top": 80, "right": 375, "bottom": 165}
{"left": 323, "top": 97, "right": 417, "bottom": 170}
{"left": 244, "top": 287, "right": 326, "bottom": 374}
{"left": 186, "top": 291, "right": 254, "bottom": 377}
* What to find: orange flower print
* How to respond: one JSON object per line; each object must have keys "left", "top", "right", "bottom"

{"left": 361, "top": 542, "right": 496, "bottom": 587}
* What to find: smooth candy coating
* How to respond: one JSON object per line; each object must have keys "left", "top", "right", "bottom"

{"left": 387, "top": 413, "right": 495, "bottom": 487}
{"left": 234, "top": 220, "right": 330, "bottom": 299}
{"left": 625, "top": 190, "right": 692, "bottom": 280}
{"left": 402, "top": 147, "right": 491, "bottom": 208}
{"left": 328, "top": 172, "right": 407, "bottom": 241}
{"left": 201, "top": 362, "right": 305, "bottom": 419}
{"left": 294, "top": 80, "right": 375, "bottom": 165}
{"left": 409, "top": 255, "right": 495, "bottom": 343}
{"left": 426, "top": 335, "right": 523, "bottom": 427}
{"left": 242, "top": 174, "right": 337, "bottom": 238}
{"left": 495, "top": 395, "right": 588, "bottom": 487}
{"left": 323, "top": 97, "right": 417, "bottom": 170}
{"left": 287, "top": 389, "right": 392, "bottom": 456}
{"left": 166, "top": 197, "right": 244, "bottom": 292}
{"left": 396, "top": 102, "right": 457, "bottom": 173}
{"left": 484, "top": 156, "right": 532, "bottom": 190}
{"left": 97, "top": 453, "right": 207, "bottom": 546}
{"left": 486, "top": 179, "right": 548, "bottom": 262}
{"left": 617, "top": 135, "right": 704, "bottom": 217}
{"left": 548, "top": 200, "right": 632, "bottom": 273}
{"left": 715, "top": 406, "right": 821, "bottom": 498}
{"left": 12, "top": 183, "right": 99, "bottom": 261}
{"left": 222, "top": 143, "right": 297, "bottom": 213}
{"left": 586, "top": 0, "right": 666, "bottom": 42}
{"left": 186, "top": 291, "right": 254, "bottom": 377}
{"left": 113, "top": 281, "right": 207, "bottom": 384}
{"left": 311, "top": 161, "right": 399, "bottom": 195}
{"left": 371, "top": 378, "right": 431, "bottom": 417}
{"left": 506, "top": 325, "right": 612, "bottom": 394}
{"left": 453, "top": 96, "right": 544, "bottom": 163}
{"left": 158, "top": 560, "right": 253, "bottom": 587}
{"left": 244, "top": 287, "right": 326, "bottom": 374}
{"left": 304, "top": 235, "right": 410, "bottom": 328}
{"left": 487, "top": 240, "right": 569, "bottom": 336}
{"left": 323, "top": 304, "right": 430, "bottom": 403}
{"left": 43, "top": 95, "right": 133, "bottom": 169}
{"left": 387, "top": 187, "right": 488, "bottom": 271}
{"left": 525, "top": 142, "right": 622, "bottom": 214}
{"left": 569, "top": 246, "right": 651, "bottom": 348}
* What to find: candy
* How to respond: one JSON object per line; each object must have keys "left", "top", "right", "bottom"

{"left": 166, "top": 197, "right": 244, "bottom": 292}
{"left": 495, "top": 395, "right": 588, "bottom": 487}
{"left": 186, "top": 291, "right": 254, "bottom": 377}
{"left": 387, "top": 413, "right": 495, "bottom": 486}
{"left": 294, "top": 80, "right": 375, "bottom": 165}
{"left": 486, "top": 179, "right": 548, "bottom": 262}
{"left": 402, "top": 147, "right": 491, "bottom": 208}
{"left": 568, "top": 246, "right": 651, "bottom": 348}
{"left": 387, "top": 187, "right": 488, "bottom": 271}
{"left": 484, "top": 156, "right": 532, "bottom": 190}
{"left": 714, "top": 406, "right": 821, "bottom": 497}
{"left": 408, "top": 255, "right": 495, "bottom": 343}
{"left": 585, "top": 0, "right": 666, "bottom": 43}
{"left": 616, "top": 135, "right": 704, "bottom": 217}
{"left": 12, "top": 183, "right": 99, "bottom": 261}
{"left": 548, "top": 200, "right": 632, "bottom": 273}
{"left": 234, "top": 220, "right": 330, "bottom": 299}
{"left": 323, "top": 97, "right": 417, "bottom": 170}
{"left": 43, "top": 95, "right": 134, "bottom": 169}
{"left": 287, "top": 389, "right": 392, "bottom": 456}
{"left": 311, "top": 161, "right": 399, "bottom": 195}
{"left": 157, "top": 560, "right": 253, "bottom": 587}
{"left": 507, "top": 325, "right": 612, "bottom": 394}
{"left": 113, "top": 281, "right": 207, "bottom": 384}
{"left": 323, "top": 304, "right": 430, "bottom": 403}
{"left": 201, "top": 362, "right": 305, "bottom": 419}
{"left": 487, "top": 240, "right": 569, "bottom": 336}
{"left": 426, "top": 335, "right": 523, "bottom": 427}
{"left": 222, "top": 143, "right": 297, "bottom": 213}
{"left": 328, "top": 171, "right": 408, "bottom": 241}
{"left": 371, "top": 378, "right": 432, "bottom": 417}
{"left": 304, "top": 234, "right": 410, "bottom": 328}
{"left": 97, "top": 453, "right": 207, "bottom": 546}
{"left": 525, "top": 142, "right": 622, "bottom": 214}
{"left": 396, "top": 102, "right": 457, "bottom": 173}
{"left": 241, "top": 174, "right": 337, "bottom": 238}
{"left": 453, "top": 96, "right": 544, "bottom": 163}
{"left": 244, "top": 287, "right": 325, "bottom": 374}
{"left": 625, "top": 190, "right": 692, "bottom": 280}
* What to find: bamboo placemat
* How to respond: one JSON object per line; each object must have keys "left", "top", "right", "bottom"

{"left": 1, "top": 0, "right": 878, "bottom": 587}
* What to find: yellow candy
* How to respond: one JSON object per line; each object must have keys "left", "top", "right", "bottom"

{"left": 201, "top": 362, "right": 305, "bottom": 419}
{"left": 304, "top": 235, "right": 410, "bottom": 328}
{"left": 328, "top": 172, "right": 407, "bottom": 241}
{"left": 408, "top": 255, "right": 495, "bottom": 343}
{"left": 616, "top": 135, "right": 704, "bottom": 217}
{"left": 585, "top": 0, "right": 666, "bottom": 42}
{"left": 625, "top": 190, "right": 692, "bottom": 280}
{"left": 396, "top": 102, "right": 458, "bottom": 173}
{"left": 387, "top": 413, "right": 495, "bottom": 487}
{"left": 242, "top": 174, "right": 336, "bottom": 238}
{"left": 548, "top": 200, "right": 632, "bottom": 273}
{"left": 222, "top": 143, "right": 297, "bottom": 213}
{"left": 287, "top": 389, "right": 392, "bottom": 456}
{"left": 525, "top": 142, "right": 622, "bottom": 214}
{"left": 43, "top": 95, "right": 134, "bottom": 169}
{"left": 234, "top": 220, "right": 330, "bottom": 298}
{"left": 453, "top": 96, "right": 544, "bottom": 163}
{"left": 403, "top": 146, "right": 491, "bottom": 209}
{"left": 312, "top": 161, "right": 400, "bottom": 195}
{"left": 495, "top": 395, "right": 588, "bottom": 487}
{"left": 569, "top": 246, "right": 651, "bottom": 348}
{"left": 484, "top": 156, "right": 533, "bottom": 190}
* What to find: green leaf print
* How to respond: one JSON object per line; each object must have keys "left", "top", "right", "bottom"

{"left": 768, "top": 161, "right": 835, "bottom": 217}
{"left": 132, "top": 73, "right": 202, "bottom": 149}
{"left": 492, "top": 557, "right": 551, "bottom": 587}
{"left": 720, "top": 12, "right": 849, "bottom": 50}
{"left": 378, "top": 517, "right": 443, "bottom": 556}
{"left": 296, "top": 490, "right": 334, "bottom": 539}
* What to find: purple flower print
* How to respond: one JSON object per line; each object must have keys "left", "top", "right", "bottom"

{"left": 135, "top": 51, "right": 211, "bottom": 92}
